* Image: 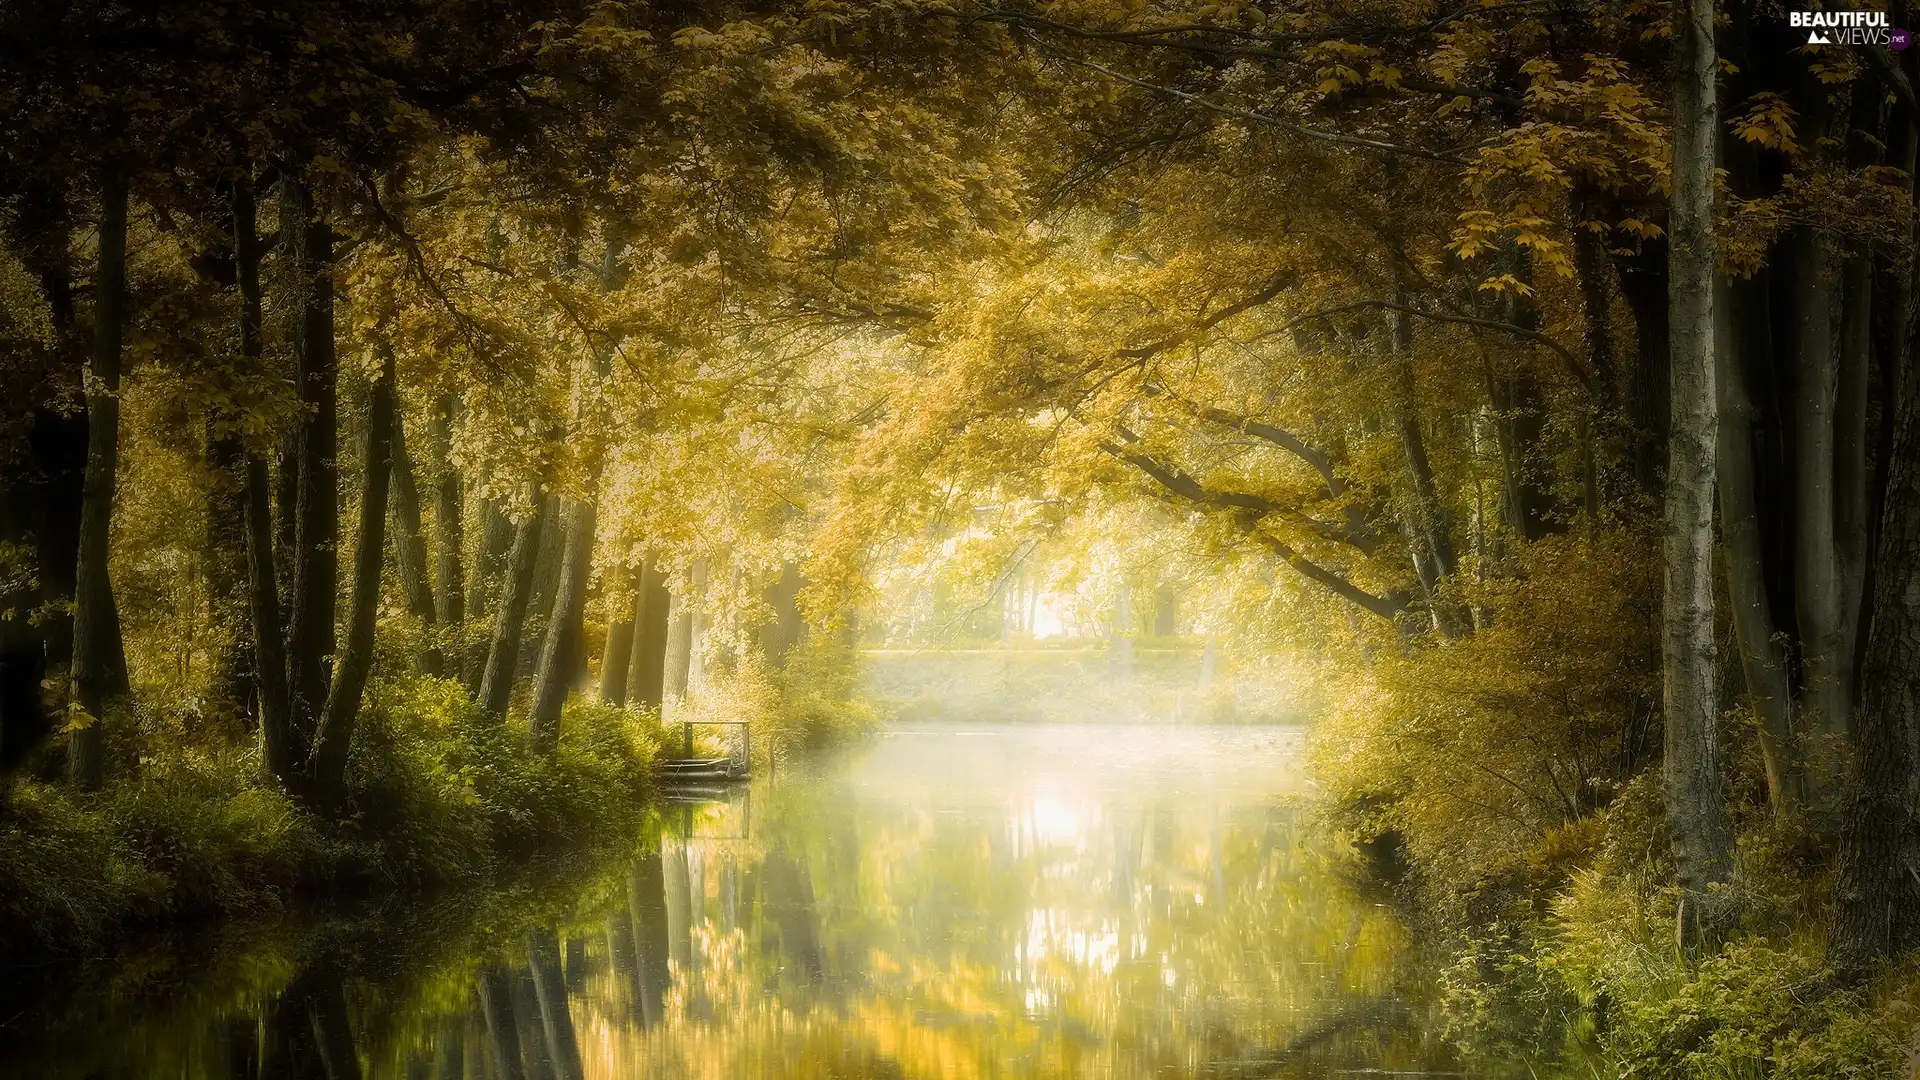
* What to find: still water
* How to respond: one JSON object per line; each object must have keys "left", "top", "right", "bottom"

{"left": 3, "top": 722, "right": 1466, "bottom": 1078}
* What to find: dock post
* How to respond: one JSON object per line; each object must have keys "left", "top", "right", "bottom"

{"left": 682, "top": 720, "right": 693, "bottom": 758}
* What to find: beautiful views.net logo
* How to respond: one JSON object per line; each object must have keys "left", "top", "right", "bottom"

{"left": 1790, "top": 9, "right": 1904, "bottom": 46}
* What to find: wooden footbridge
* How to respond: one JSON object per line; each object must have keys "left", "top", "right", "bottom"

{"left": 657, "top": 718, "right": 751, "bottom": 799}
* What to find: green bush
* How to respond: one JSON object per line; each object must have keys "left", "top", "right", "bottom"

{"left": 0, "top": 673, "right": 663, "bottom": 959}
{"left": 1602, "top": 941, "right": 1912, "bottom": 1080}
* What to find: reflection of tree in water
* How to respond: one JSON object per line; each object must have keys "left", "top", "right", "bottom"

{"left": 262, "top": 969, "right": 360, "bottom": 1080}
{"left": 758, "top": 845, "right": 824, "bottom": 983}
{"left": 0, "top": 732, "right": 1473, "bottom": 1078}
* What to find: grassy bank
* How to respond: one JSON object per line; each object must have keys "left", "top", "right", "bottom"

{"left": 1307, "top": 535, "right": 1920, "bottom": 1078}
{"left": 1, "top": 634, "right": 874, "bottom": 962}
{"left": 0, "top": 675, "right": 661, "bottom": 959}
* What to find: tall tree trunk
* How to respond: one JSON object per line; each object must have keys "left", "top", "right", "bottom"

{"left": 281, "top": 176, "right": 338, "bottom": 760}
{"left": 274, "top": 440, "right": 297, "bottom": 617}
{"left": 687, "top": 560, "right": 714, "bottom": 697}
{"left": 1573, "top": 191, "right": 1621, "bottom": 530}
{"left": 529, "top": 499, "right": 594, "bottom": 752}
{"left": 246, "top": 453, "right": 296, "bottom": 787}
{"left": 205, "top": 422, "right": 253, "bottom": 722}
{"left": 309, "top": 353, "right": 395, "bottom": 800}
{"left": 521, "top": 230, "right": 627, "bottom": 711}
{"left": 1830, "top": 267, "right": 1920, "bottom": 976}
{"left": 522, "top": 492, "right": 565, "bottom": 679}
{"left": 600, "top": 563, "right": 641, "bottom": 705}
{"left": 430, "top": 396, "right": 464, "bottom": 628}
{"left": 761, "top": 563, "right": 806, "bottom": 667}
{"left": 10, "top": 186, "right": 85, "bottom": 681}
{"left": 1858, "top": 50, "right": 1919, "bottom": 685}
{"left": 28, "top": 410, "right": 86, "bottom": 680}
{"left": 661, "top": 581, "right": 695, "bottom": 708}
{"left": 1663, "top": 0, "right": 1737, "bottom": 943}
{"left": 465, "top": 498, "right": 511, "bottom": 690}
{"left": 628, "top": 557, "right": 670, "bottom": 711}
{"left": 1834, "top": 246, "right": 1873, "bottom": 702}
{"left": 1390, "top": 302, "right": 1462, "bottom": 636}
{"left": 1789, "top": 224, "right": 1852, "bottom": 764}
{"left": 1616, "top": 238, "right": 1672, "bottom": 497}
{"left": 1835, "top": 78, "right": 1883, "bottom": 687}
{"left": 231, "top": 181, "right": 299, "bottom": 789}
{"left": 388, "top": 410, "right": 443, "bottom": 676}
{"left": 479, "top": 492, "right": 548, "bottom": 719}
{"left": 68, "top": 165, "right": 129, "bottom": 791}
{"left": 1718, "top": 276, "right": 1804, "bottom": 819}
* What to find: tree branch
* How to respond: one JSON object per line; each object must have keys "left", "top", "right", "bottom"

{"left": 1021, "top": 33, "right": 1469, "bottom": 165}
{"left": 1098, "top": 437, "right": 1404, "bottom": 620}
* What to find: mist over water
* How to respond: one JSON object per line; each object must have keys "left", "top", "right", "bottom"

{"left": 5, "top": 715, "right": 1469, "bottom": 1079}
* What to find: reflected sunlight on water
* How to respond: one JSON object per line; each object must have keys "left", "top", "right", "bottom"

{"left": 1, "top": 722, "right": 1464, "bottom": 1079}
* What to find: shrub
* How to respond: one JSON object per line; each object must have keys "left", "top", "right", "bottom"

{"left": 0, "top": 673, "right": 664, "bottom": 959}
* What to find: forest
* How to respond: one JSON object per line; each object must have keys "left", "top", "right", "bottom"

{"left": 1, "top": 0, "right": 1919, "bottom": 1076}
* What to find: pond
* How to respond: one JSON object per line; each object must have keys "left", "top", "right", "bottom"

{"left": 0, "top": 722, "right": 1471, "bottom": 1078}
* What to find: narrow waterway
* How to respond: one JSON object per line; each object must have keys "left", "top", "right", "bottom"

{"left": 2, "top": 722, "right": 1467, "bottom": 1078}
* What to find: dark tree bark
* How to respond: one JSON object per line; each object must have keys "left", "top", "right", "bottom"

{"left": 1858, "top": 51, "right": 1919, "bottom": 687}
{"left": 1788, "top": 223, "right": 1853, "bottom": 755}
{"left": 68, "top": 165, "right": 129, "bottom": 792}
{"left": 309, "top": 351, "right": 395, "bottom": 800}
{"left": 274, "top": 439, "right": 298, "bottom": 617}
{"left": 1571, "top": 189, "right": 1622, "bottom": 530}
{"left": 246, "top": 453, "right": 297, "bottom": 787}
{"left": 28, "top": 410, "right": 87, "bottom": 676}
{"left": 529, "top": 499, "right": 594, "bottom": 751}
{"left": 1834, "top": 75, "right": 1884, "bottom": 687}
{"left": 479, "top": 492, "right": 548, "bottom": 719}
{"left": 1831, "top": 228, "right": 1920, "bottom": 982}
{"left": 388, "top": 410, "right": 444, "bottom": 676}
{"left": 206, "top": 421, "right": 254, "bottom": 722}
{"left": 1388, "top": 299, "right": 1461, "bottom": 636}
{"left": 233, "top": 180, "right": 299, "bottom": 789}
{"left": 0, "top": 477, "right": 47, "bottom": 776}
{"left": 1615, "top": 238, "right": 1672, "bottom": 497}
{"left": 281, "top": 176, "right": 339, "bottom": 758}
{"left": 628, "top": 557, "right": 670, "bottom": 711}
{"left": 429, "top": 396, "right": 464, "bottom": 628}
{"left": 1663, "top": 0, "right": 1737, "bottom": 943}
{"left": 1717, "top": 277, "right": 1803, "bottom": 819}
{"left": 9, "top": 185, "right": 87, "bottom": 680}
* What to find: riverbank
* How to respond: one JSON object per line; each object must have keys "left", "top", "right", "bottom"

{"left": 0, "top": 677, "right": 660, "bottom": 961}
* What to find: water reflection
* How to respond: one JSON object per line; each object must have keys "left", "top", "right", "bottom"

{"left": 0, "top": 723, "right": 1469, "bottom": 1078}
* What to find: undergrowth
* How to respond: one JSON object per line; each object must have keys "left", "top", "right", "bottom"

{"left": 0, "top": 674, "right": 660, "bottom": 958}
{"left": 1308, "top": 532, "right": 1920, "bottom": 1078}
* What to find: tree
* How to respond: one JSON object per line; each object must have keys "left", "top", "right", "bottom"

{"left": 66, "top": 165, "right": 128, "bottom": 791}
{"left": 1659, "top": 0, "right": 1735, "bottom": 941}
